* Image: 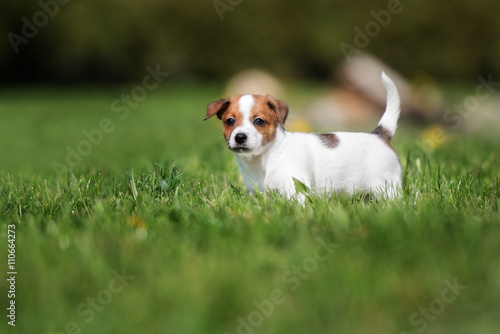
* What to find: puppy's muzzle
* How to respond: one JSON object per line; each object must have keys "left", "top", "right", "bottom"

{"left": 235, "top": 133, "right": 247, "bottom": 144}
{"left": 230, "top": 132, "right": 251, "bottom": 153}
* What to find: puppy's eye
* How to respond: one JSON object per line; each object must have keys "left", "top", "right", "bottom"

{"left": 226, "top": 118, "right": 235, "bottom": 126}
{"left": 253, "top": 118, "right": 265, "bottom": 126}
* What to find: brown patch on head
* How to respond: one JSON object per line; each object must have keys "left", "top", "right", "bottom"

{"left": 247, "top": 95, "right": 282, "bottom": 145}
{"left": 265, "top": 95, "right": 288, "bottom": 128}
{"left": 371, "top": 125, "right": 392, "bottom": 143}
{"left": 205, "top": 98, "right": 230, "bottom": 121}
{"left": 205, "top": 94, "right": 289, "bottom": 147}
{"left": 317, "top": 133, "right": 340, "bottom": 149}
{"left": 205, "top": 95, "right": 245, "bottom": 143}
{"left": 219, "top": 96, "right": 245, "bottom": 143}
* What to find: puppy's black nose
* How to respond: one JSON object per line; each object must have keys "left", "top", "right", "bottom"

{"left": 235, "top": 133, "right": 247, "bottom": 144}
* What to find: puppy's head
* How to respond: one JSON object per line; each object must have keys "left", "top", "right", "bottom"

{"left": 204, "top": 94, "right": 288, "bottom": 156}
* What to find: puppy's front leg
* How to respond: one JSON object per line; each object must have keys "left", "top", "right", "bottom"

{"left": 265, "top": 174, "right": 308, "bottom": 204}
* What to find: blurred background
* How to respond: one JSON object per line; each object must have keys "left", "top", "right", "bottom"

{"left": 2, "top": 3, "right": 500, "bottom": 334}
{"left": 2, "top": 0, "right": 500, "bottom": 83}
{"left": 1, "top": 0, "right": 499, "bottom": 172}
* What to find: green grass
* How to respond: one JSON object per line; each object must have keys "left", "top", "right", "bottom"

{"left": 1, "top": 83, "right": 499, "bottom": 334}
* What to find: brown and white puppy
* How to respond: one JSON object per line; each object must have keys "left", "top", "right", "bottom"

{"left": 205, "top": 72, "right": 402, "bottom": 201}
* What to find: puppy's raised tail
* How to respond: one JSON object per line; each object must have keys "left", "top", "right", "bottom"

{"left": 372, "top": 72, "right": 401, "bottom": 143}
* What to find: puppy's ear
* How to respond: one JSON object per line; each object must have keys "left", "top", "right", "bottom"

{"left": 266, "top": 95, "right": 288, "bottom": 128}
{"left": 205, "top": 98, "right": 230, "bottom": 121}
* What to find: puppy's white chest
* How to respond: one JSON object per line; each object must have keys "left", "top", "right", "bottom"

{"left": 236, "top": 156, "right": 265, "bottom": 193}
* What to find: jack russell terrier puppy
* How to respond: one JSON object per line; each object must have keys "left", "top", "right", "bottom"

{"left": 204, "top": 72, "right": 402, "bottom": 200}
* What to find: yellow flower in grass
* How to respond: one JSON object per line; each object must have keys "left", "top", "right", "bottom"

{"left": 287, "top": 116, "right": 313, "bottom": 133}
{"left": 129, "top": 215, "right": 148, "bottom": 241}
{"left": 419, "top": 124, "right": 447, "bottom": 152}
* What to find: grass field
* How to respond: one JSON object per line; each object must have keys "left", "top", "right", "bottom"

{"left": 1, "top": 83, "right": 499, "bottom": 334}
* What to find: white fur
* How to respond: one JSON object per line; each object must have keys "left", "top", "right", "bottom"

{"left": 231, "top": 73, "right": 402, "bottom": 199}
{"left": 238, "top": 94, "right": 255, "bottom": 114}
{"left": 378, "top": 71, "right": 401, "bottom": 136}
{"left": 228, "top": 95, "right": 264, "bottom": 152}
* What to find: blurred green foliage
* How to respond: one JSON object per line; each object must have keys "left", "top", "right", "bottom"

{"left": 1, "top": 0, "right": 500, "bottom": 83}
